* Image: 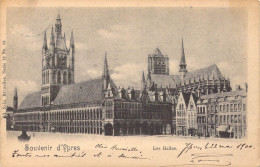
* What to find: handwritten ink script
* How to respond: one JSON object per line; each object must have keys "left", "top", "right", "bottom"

{"left": 11, "top": 143, "right": 149, "bottom": 160}
{"left": 173, "top": 142, "right": 255, "bottom": 166}
{"left": 177, "top": 142, "right": 255, "bottom": 158}
{"left": 10, "top": 142, "right": 255, "bottom": 166}
{"left": 175, "top": 153, "right": 233, "bottom": 166}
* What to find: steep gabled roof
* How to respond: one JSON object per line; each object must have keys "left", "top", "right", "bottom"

{"left": 183, "top": 64, "right": 224, "bottom": 83}
{"left": 53, "top": 78, "right": 104, "bottom": 105}
{"left": 178, "top": 92, "right": 191, "bottom": 107}
{"left": 149, "top": 64, "right": 224, "bottom": 89}
{"left": 191, "top": 93, "right": 199, "bottom": 105}
{"left": 19, "top": 91, "right": 42, "bottom": 109}
{"left": 182, "top": 92, "right": 191, "bottom": 107}
{"left": 150, "top": 74, "right": 181, "bottom": 89}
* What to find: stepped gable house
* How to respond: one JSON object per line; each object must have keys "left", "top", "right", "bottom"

{"left": 12, "top": 15, "right": 172, "bottom": 136}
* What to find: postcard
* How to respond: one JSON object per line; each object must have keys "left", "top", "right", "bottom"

{"left": 0, "top": 0, "right": 259, "bottom": 166}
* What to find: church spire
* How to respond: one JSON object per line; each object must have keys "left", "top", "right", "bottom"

{"left": 180, "top": 38, "right": 186, "bottom": 65}
{"left": 103, "top": 53, "right": 110, "bottom": 90}
{"left": 179, "top": 38, "right": 188, "bottom": 78}
{"left": 103, "top": 52, "right": 109, "bottom": 77}
{"left": 13, "top": 87, "right": 18, "bottom": 110}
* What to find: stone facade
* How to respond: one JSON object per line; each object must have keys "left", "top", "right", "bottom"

{"left": 6, "top": 15, "right": 247, "bottom": 139}
{"left": 11, "top": 15, "right": 172, "bottom": 136}
{"left": 197, "top": 90, "right": 247, "bottom": 138}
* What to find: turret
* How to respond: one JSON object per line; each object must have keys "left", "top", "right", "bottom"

{"left": 13, "top": 87, "right": 18, "bottom": 110}
{"left": 141, "top": 71, "right": 146, "bottom": 90}
{"left": 69, "top": 30, "right": 75, "bottom": 72}
{"left": 218, "top": 77, "right": 221, "bottom": 93}
{"left": 50, "top": 27, "right": 55, "bottom": 50}
{"left": 223, "top": 78, "right": 227, "bottom": 92}
{"left": 179, "top": 38, "right": 188, "bottom": 78}
{"left": 147, "top": 70, "right": 152, "bottom": 88}
{"left": 55, "top": 14, "right": 62, "bottom": 38}
{"left": 154, "top": 90, "right": 159, "bottom": 101}
{"left": 130, "top": 88, "right": 135, "bottom": 100}
{"left": 42, "top": 30, "right": 48, "bottom": 54}
{"left": 163, "top": 89, "right": 167, "bottom": 102}
{"left": 42, "top": 31, "right": 47, "bottom": 69}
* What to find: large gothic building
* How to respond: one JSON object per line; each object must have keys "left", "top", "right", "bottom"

{"left": 10, "top": 15, "right": 173, "bottom": 136}
{"left": 143, "top": 39, "right": 232, "bottom": 98}
{"left": 6, "top": 15, "right": 246, "bottom": 138}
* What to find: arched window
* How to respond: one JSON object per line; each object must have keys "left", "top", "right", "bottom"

{"left": 57, "top": 71, "right": 61, "bottom": 84}
{"left": 68, "top": 71, "right": 71, "bottom": 84}
{"left": 53, "top": 70, "right": 56, "bottom": 84}
{"left": 63, "top": 71, "right": 67, "bottom": 84}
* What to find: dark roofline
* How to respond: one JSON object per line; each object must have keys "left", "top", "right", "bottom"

{"left": 201, "top": 90, "right": 247, "bottom": 99}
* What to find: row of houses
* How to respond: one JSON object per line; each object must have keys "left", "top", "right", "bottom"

{"left": 175, "top": 88, "right": 247, "bottom": 139}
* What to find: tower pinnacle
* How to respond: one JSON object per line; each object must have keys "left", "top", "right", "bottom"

{"left": 141, "top": 71, "right": 146, "bottom": 90}
{"left": 42, "top": 30, "right": 48, "bottom": 50}
{"left": 55, "top": 13, "right": 62, "bottom": 37}
{"left": 50, "top": 26, "right": 55, "bottom": 46}
{"left": 179, "top": 38, "right": 188, "bottom": 78}
{"left": 103, "top": 52, "right": 109, "bottom": 77}
{"left": 70, "top": 30, "right": 74, "bottom": 46}
{"left": 180, "top": 38, "right": 186, "bottom": 66}
{"left": 103, "top": 53, "right": 110, "bottom": 90}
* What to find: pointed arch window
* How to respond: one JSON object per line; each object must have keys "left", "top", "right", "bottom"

{"left": 57, "top": 71, "right": 61, "bottom": 84}
{"left": 68, "top": 71, "right": 71, "bottom": 84}
{"left": 63, "top": 71, "right": 67, "bottom": 84}
{"left": 53, "top": 70, "right": 56, "bottom": 84}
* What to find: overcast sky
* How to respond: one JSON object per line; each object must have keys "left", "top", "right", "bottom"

{"left": 6, "top": 7, "right": 247, "bottom": 106}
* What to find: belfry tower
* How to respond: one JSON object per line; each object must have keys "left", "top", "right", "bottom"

{"left": 41, "top": 14, "right": 75, "bottom": 106}
{"left": 148, "top": 48, "right": 169, "bottom": 75}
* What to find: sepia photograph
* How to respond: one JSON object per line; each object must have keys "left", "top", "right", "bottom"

{"left": 0, "top": 0, "right": 259, "bottom": 167}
